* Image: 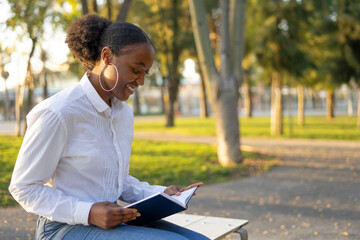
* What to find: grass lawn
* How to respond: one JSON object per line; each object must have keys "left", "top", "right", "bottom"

{"left": 0, "top": 136, "right": 23, "bottom": 207}
{"left": 2, "top": 115, "right": 356, "bottom": 207}
{"left": 0, "top": 136, "right": 277, "bottom": 207}
{"left": 134, "top": 116, "right": 360, "bottom": 140}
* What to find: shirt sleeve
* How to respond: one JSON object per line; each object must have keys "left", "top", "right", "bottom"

{"left": 118, "top": 105, "right": 166, "bottom": 203}
{"left": 120, "top": 169, "right": 166, "bottom": 203}
{"left": 8, "top": 108, "right": 93, "bottom": 225}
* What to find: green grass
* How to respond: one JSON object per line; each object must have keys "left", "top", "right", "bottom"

{"left": 134, "top": 116, "right": 360, "bottom": 140}
{"left": 130, "top": 139, "right": 275, "bottom": 186}
{"left": 0, "top": 136, "right": 23, "bottom": 207}
{"left": 2, "top": 115, "right": 357, "bottom": 207}
{"left": 0, "top": 136, "right": 276, "bottom": 207}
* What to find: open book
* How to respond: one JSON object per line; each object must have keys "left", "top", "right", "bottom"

{"left": 124, "top": 186, "right": 198, "bottom": 226}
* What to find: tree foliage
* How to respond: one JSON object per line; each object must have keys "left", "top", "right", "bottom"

{"left": 127, "top": 0, "right": 195, "bottom": 126}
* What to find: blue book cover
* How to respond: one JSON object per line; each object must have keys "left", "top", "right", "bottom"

{"left": 125, "top": 187, "right": 198, "bottom": 226}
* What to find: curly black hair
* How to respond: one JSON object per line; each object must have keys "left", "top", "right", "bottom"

{"left": 65, "top": 14, "right": 152, "bottom": 70}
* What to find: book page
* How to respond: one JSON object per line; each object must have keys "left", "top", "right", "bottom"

{"left": 171, "top": 187, "right": 198, "bottom": 207}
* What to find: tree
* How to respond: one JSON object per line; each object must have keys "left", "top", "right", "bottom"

{"left": 197, "top": 62, "right": 209, "bottom": 118}
{"left": 92, "top": 0, "right": 98, "bottom": 13}
{"left": 6, "top": 0, "right": 58, "bottom": 135}
{"left": 0, "top": 45, "right": 13, "bottom": 121}
{"left": 336, "top": 0, "right": 360, "bottom": 127}
{"left": 307, "top": 0, "right": 359, "bottom": 121}
{"left": 40, "top": 48, "right": 49, "bottom": 99}
{"left": 241, "top": 0, "right": 263, "bottom": 118}
{"left": 1, "top": 66, "right": 10, "bottom": 121}
{"left": 189, "top": 0, "right": 245, "bottom": 166}
{"left": 81, "top": 0, "right": 89, "bottom": 15}
{"left": 129, "top": 0, "right": 194, "bottom": 126}
{"left": 254, "top": 0, "right": 312, "bottom": 135}
{"left": 165, "top": 0, "right": 181, "bottom": 126}
{"left": 116, "top": 0, "right": 133, "bottom": 22}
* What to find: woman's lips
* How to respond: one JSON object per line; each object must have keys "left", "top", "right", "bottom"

{"left": 126, "top": 84, "right": 136, "bottom": 93}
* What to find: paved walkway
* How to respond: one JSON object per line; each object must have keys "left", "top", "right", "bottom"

{"left": 1, "top": 123, "right": 359, "bottom": 239}
{"left": 137, "top": 133, "right": 360, "bottom": 240}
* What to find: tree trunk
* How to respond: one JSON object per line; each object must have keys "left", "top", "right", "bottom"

{"left": 197, "top": 61, "right": 209, "bottom": 118}
{"left": 230, "top": 0, "right": 246, "bottom": 87}
{"left": 348, "top": 96, "right": 353, "bottom": 116}
{"left": 165, "top": 92, "right": 175, "bottom": 127}
{"left": 216, "top": 0, "right": 241, "bottom": 166}
{"left": 189, "top": 0, "right": 242, "bottom": 166}
{"left": 1, "top": 71, "right": 10, "bottom": 121}
{"left": 19, "top": 37, "right": 37, "bottom": 135}
{"left": 213, "top": 89, "right": 241, "bottom": 166}
{"left": 297, "top": 85, "right": 304, "bottom": 126}
{"left": 166, "top": 0, "right": 180, "bottom": 127}
{"left": 326, "top": 89, "right": 335, "bottom": 120}
{"left": 107, "top": 0, "right": 112, "bottom": 20}
{"left": 133, "top": 89, "right": 140, "bottom": 115}
{"left": 41, "top": 67, "right": 48, "bottom": 99}
{"left": 3, "top": 86, "right": 10, "bottom": 121}
{"left": 92, "top": 0, "right": 98, "bottom": 13}
{"left": 199, "top": 75, "right": 209, "bottom": 118}
{"left": 243, "top": 70, "right": 252, "bottom": 118}
{"left": 81, "top": 0, "right": 89, "bottom": 15}
{"left": 230, "top": 0, "right": 247, "bottom": 134}
{"left": 271, "top": 72, "right": 282, "bottom": 136}
{"left": 357, "top": 88, "right": 360, "bottom": 129}
{"left": 116, "top": 0, "right": 133, "bottom": 22}
{"left": 166, "top": 74, "right": 179, "bottom": 127}
{"left": 23, "top": 61, "right": 34, "bottom": 134}
{"left": 15, "top": 81, "right": 25, "bottom": 136}
{"left": 161, "top": 76, "right": 166, "bottom": 114}
{"left": 347, "top": 85, "right": 353, "bottom": 117}
{"left": 310, "top": 88, "right": 320, "bottom": 109}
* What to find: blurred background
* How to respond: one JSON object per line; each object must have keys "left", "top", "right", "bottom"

{"left": 0, "top": 0, "right": 359, "bottom": 134}
{"left": 1, "top": 1, "right": 360, "bottom": 239}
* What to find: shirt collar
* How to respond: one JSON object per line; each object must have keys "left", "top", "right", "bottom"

{"left": 80, "top": 73, "right": 110, "bottom": 113}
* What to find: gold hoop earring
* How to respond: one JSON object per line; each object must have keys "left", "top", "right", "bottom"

{"left": 99, "top": 63, "right": 119, "bottom": 92}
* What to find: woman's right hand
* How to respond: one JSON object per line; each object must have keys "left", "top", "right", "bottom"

{"left": 88, "top": 201, "right": 140, "bottom": 229}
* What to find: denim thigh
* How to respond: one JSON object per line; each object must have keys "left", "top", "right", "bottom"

{"left": 36, "top": 216, "right": 74, "bottom": 240}
{"left": 36, "top": 217, "right": 210, "bottom": 240}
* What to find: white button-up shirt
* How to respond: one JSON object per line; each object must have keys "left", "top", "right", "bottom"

{"left": 9, "top": 74, "right": 166, "bottom": 226}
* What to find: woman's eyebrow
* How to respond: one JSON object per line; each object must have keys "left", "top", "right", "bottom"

{"left": 134, "top": 61, "right": 146, "bottom": 67}
{"left": 134, "top": 61, "right": 153, "bottom": 70}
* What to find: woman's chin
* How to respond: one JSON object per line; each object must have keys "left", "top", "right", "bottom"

{"left": 113, "top": 93, "right": 130, "bottom": 102}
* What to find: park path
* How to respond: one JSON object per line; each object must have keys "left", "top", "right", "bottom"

{"left": 1, "top": 126, "right": 359, "bottom": 239}
{"left": 135, "top": 133, "right": 360, "bottom": 240}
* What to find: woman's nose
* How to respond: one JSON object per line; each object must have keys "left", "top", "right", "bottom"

{"left": 136, "top": 75, "right": 145, "bottom": 86}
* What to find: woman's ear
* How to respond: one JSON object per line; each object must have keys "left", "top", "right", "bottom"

{"left": 101, "top": 47, "right": 113, "bottom": 65}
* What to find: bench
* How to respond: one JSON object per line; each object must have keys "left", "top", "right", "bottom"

{"left": 163, "top": 214, "right": 249, "bottom": 240}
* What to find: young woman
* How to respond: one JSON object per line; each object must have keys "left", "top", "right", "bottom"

{"left": 9, "top": 14, "right": 208, "bottom": 240}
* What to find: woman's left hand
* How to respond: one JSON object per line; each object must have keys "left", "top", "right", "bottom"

{"left": 164, "top": 182, "right": 203, "bottom": 196}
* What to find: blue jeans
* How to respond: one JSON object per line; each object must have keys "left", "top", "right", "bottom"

{"left": 36, "top": 216, "right": 210, "bottom": 240}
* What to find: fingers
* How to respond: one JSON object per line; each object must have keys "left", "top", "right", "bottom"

{"left": 111, "top": 205, "right": 138, "bottom": 215}
{"left": 164, "top": 185, "right": 182, "bottom": 196}
{"left": 88, "top": 202, "right": 141, "bottom": 229}
{"left": 180, "top": 182, "right": 204, "bottom": 192}
{"left": 112, "top": 209, "right": 140, "bottom": 224}
{"left": 111, "top": 206, "right": 141, "bottom": 222}
{"left": 103, "top": 202, "right": 140, "bottom": 220}
{"left": 165, "top": 182, "right": 204, "bottom": 196}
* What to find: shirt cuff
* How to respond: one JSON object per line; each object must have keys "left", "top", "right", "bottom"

{"left": 156, "top": 185, "right": 167, "bottom": 194}
{"left": 73, "top": 201, "right": 93, "bottom": 225}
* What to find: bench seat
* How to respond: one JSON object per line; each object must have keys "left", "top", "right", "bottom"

{"left": 163, "top": 214, "right": 249, "bottom": 240}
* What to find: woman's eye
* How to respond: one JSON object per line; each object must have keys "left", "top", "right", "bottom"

{"left": 132, "top": 69, "right": 141, "bottom": 74}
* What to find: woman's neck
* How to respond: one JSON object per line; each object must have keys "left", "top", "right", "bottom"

{"left": 87, "top": 69, "right": 112, "bottom": 106}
